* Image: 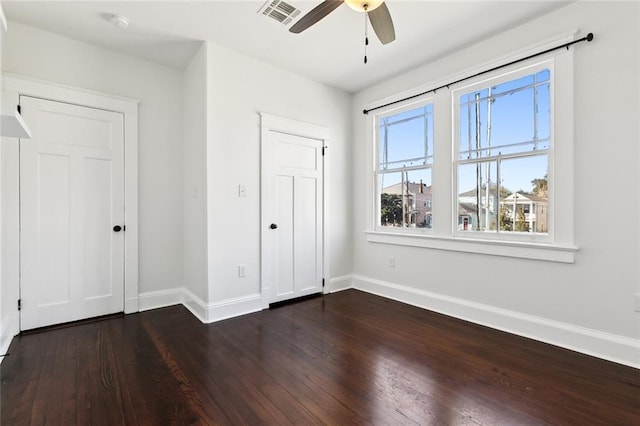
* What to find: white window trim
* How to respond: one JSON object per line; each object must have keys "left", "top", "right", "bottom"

{"left": 452, "top": 59, "right": 554, "bottom": 243}
{"left": 365, "top": 31, "right": 578, "bottom": 263}
{"left": 374, "top": 97, "right": 435, "bottom": 233}
{"left": 366, "top": 231, "right": 577, "bottom": 263}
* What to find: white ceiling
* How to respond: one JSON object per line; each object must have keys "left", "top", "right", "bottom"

{"left": 2, "top": 0, "right": 572, "bottom": 93}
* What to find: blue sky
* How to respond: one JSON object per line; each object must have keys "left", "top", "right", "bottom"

{"left": 379, "top": 68, "right": 550, "bottom": 195}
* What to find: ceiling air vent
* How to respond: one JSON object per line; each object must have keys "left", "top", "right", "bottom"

{"left": 258, "top": 0, "right": 301, "bottom": 25}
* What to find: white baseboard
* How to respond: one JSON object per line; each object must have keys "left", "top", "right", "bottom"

{"left": 327, "top": 275, "right": 353, "bottom": 293}
{"left": 0, "top": 313, "right": 19, "bottom": 365}
{"left": 138, "top": 287, "right": 263, "bottom": 324}
{"left": 138, "top": 288, "right": 184, "bottom": 312}
{"left": 182, "top": 288, "right": 209, "bottom": 323}
{"left": 350, "top": 274, "right": 640, "bottom": 369}
{"left": 203, "top": 293, "right": 263, "bottom": 323}
{"left": 125, "top": 296, "right": 139, "bottom": 314}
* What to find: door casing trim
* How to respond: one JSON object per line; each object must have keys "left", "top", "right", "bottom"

{"left": 2, "top": 73, "right": 140, "bottom": 320}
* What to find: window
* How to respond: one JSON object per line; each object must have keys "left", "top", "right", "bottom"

{"left": 375, "top": 102, "right": 433, "bottom": 230}
{"left": 454, "top": 64, "right": 551, "bottom": 238}
{"left": 367, "top": 43, "right": 576, "bottom": 262}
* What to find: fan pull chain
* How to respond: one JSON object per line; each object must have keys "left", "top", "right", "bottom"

{"left": 364, "top": 6, "right": 369, "bottom": 64}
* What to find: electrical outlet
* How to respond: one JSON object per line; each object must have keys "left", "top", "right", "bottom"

{"left": 389, "top": 256, "right": 396, "bottom": 268}
{"left": 238, "top": 264, "right": 247, "bottom": 278}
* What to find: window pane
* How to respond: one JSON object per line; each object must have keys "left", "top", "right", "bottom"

{"left": 459, "top": 69, "right": 551, "bottom": 160}
{"left": 536, "top": 80, "right": 551, "bottom": 143}
{"left": 379, "top": 104, "right": 433, "bottom": 169}
{"left": 499, "top": 155, "right": 548, "bottom": 234}
{"left": 379, "top": 172, "right": 403, "bottom": 227}
{"left": 458, "top": 161, "right": 499, "bottom": 232}
{"left": 491, "top": 86, "right": 536, "bottom": 146}
{"left": 405, "top": 169, "right": 432, "bottom": 228}
{"left": 493, "top": 74, "right": 534, "bottom": 96}
{"left": 379, "top": 169, "right": 432, "bottom": 228}
{"left": 458, "top": 154, "right": 548, "bottom": 234}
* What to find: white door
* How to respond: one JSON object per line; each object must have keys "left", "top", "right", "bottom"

{"left": 263, "top": 130, "right": 324, "bottom": 304}
{"left": 19, "top": 96, "right": 125, "bottom": 330}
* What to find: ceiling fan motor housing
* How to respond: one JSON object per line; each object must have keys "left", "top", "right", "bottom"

{"left": 344, "top": 0, "right": 384, "bottom": 13}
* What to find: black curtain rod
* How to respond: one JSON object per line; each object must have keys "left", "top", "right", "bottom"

{"left": 363, "top": 32, "right": 594, "bottom": 115}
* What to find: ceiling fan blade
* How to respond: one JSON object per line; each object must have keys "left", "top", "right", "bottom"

{"left": 289, "top": 0, "right": 344, "bottom": 34}
{"left": 368, "top": 2, "right": 395, "bottom": 45}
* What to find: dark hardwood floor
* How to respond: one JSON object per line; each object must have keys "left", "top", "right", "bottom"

{"left": 2, "top": 289, "right": 639, "bottom": 425}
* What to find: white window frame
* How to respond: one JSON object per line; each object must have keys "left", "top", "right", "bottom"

{"left": 452, "top": 60, "right": 554, "bottom": 243}
{"left": 373, "top": 98, "right": 435, "bottom": 235}
{"left": 365, "top": 33, "right": 578, "bottom": 263}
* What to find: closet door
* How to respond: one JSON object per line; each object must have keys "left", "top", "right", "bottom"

{"left": 20, "top": 96, "right": 125, "bottom": 330}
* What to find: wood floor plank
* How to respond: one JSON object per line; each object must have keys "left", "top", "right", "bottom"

{"left": 2, "top": 289, "right": 639, "bottom": 425}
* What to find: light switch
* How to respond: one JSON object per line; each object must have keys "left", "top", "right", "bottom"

{"left": 238, "top": 184, "right": 247, "bottom": 198}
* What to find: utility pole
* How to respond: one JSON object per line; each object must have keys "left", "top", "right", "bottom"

{"left": 475, "top": 92, "right": 481, "bottom": 230}
{"left": 485, "top": 87, "right": 493, "bottom": 230}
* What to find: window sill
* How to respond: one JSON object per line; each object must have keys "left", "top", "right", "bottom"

{"left": 365, "top": 231, "right": 578, "bottom": 263}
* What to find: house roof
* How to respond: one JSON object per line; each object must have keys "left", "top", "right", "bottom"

{"left": 459, "top": 187, "right": 548, "bottom": 203}
{"left": 459, "top": 187, "right": 498, "bottom": 198}
{"left": 382, "top": 182, "right": 432, "bottom": 196}
{"left": 458, "top": 202, "right": 477, "bottom": 215}
{"left": 502, "top": 193, "right": 548, "bottom": 203}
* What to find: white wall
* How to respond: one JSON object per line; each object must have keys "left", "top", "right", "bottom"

{"left": 0, "top": 20, "right": 353, "bottom": 326}
{"left": 0, "top": 3, "right": 8, "bottom": 358}
{"left": 352, "top": 1, "right": 640, "bottom": 367}
{"left": 182, "top": 43, "right": 209, "bottom": 304}
{"left": 205, "top": 42, "right": 353, "bottom": 305}
{"left": 4, "top": 0, "right": 634, "bottom": 370}
{"left": 1, "top": 22, "right": 184, "bottom": 299}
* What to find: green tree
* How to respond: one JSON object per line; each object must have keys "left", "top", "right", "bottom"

{"left": 498, "top": 185, "right": 513, "bottom": 199}
{"left": 380, "top": 193, "right": 402, "bottom": 226}
{"left": 498, "top": 204, "right": 512, "bottom": 231}
{"left": 531, "top": 174, "right": 548, "bottom": 198}
{"left": 514, "top": 208, "right": 530, "bottom": 232}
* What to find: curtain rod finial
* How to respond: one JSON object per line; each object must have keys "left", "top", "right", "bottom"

{"left": 363, "top": 109, "right": 369, "bottom": 115}
{"left": 586, "top": 33, "right": 594, "bottom": 42}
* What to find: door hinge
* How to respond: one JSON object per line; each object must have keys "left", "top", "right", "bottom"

{"left": 17, "top": 299, "right": 21, "bottom": 311}
{"left": 322, "top": 278, "right": 325, "bottom": 288}
{"left": 17, "top": 105, "right": 21, "bottom": 114}
{"left": 322, "top": 146, "right": 327, "bottom": 156}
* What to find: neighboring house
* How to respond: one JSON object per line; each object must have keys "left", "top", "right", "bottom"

{"left": 500, "top": 192, "right": 548, "bottom": 233}
{"left": 458, "top": 202, "right": 477, "bottom": 231}
{"left": 457, "top": 187, "right": 499, "bottom": 231}
{"left": 381, "top": 181, "right": 432, "bottom": 228}
{"left": 457, "top": 188, "right": 548, "bottom": 233}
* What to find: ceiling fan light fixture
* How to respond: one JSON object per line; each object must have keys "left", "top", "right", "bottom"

{"left": 344, "top": 0, "right": 384, "bottom": 13}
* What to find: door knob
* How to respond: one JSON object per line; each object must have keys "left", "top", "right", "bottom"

{"left": 113, "top": 225, "right": 123, "bottom": 232}
{"left": 270, "top": 223, "right": 278, "bottom": 230}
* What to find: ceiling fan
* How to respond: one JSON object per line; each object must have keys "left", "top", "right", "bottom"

{"left": 289, "top": 0, "right": 395, "bottom": 46}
